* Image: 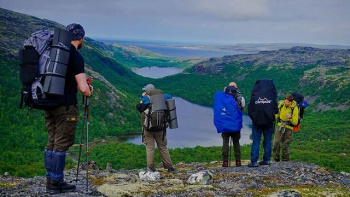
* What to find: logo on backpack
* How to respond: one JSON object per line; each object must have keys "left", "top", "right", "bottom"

{"left": 19, "top": 28, "right": 72, "bottom": 110}
{"left": 255, "top": 97, "right": 272, "bottom": 104}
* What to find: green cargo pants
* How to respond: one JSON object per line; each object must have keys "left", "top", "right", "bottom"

{"left": 45, "top": 105, "right": 79, "bottom": 152}
{"left": 273, "top": 126, "right": 293, "bottom": 161}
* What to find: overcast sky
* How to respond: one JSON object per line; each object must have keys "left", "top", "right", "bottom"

{"left": 1, "top": 0, "right": 350, "bottom": 45}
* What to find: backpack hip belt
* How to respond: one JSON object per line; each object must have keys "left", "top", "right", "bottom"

{"left": 279, "top": 120, "right": 292, "bottom": 127}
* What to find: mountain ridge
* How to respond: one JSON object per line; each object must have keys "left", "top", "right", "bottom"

{"left": 193, "top": 46, "right": 350, "bottom": 74}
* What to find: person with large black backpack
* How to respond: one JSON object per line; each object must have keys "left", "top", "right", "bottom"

{"left": 136, "top": 84, "right": 176, "bottom": 172}
{"left": 247, "top": 79, "right": 278, "bottom": 167}
{"left": 23, "top": 24, "right": 93, "bottom": 194}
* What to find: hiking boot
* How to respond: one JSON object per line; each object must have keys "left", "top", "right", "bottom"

{"left": 46, "top": 179, "right": 60, "bottom": 194}
{"left": 247, "top": 162, "right": 259, "bottom": 167}
{"left": 168, "top": 167, "right": 176, "bottom": 173}
{"left": 148, "top": 167, "right": 156, "bottom": 172}
{"left": 46, "top": 179, "right": 76, "bottom": 194}
{"left": 235, "top": 160, "right": 241, "bottom": 167}
{"left": 222, "top": 161, "right": 229, "bottom": 167}
{"left": 60, "top": 181, "right": 76, "bottom": 193}
{"left": 274, "top": 159, "right": 280, "bottom": 162}
{"left": 258, "top": 161, "right": 271, "bottom": 165}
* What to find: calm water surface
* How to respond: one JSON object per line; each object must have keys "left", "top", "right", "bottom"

{"left": 132, "top": 66, "right": 183, "bottom": 78}
{"left": 125, "top": 46, "right": 253, "bottom": 148}
{"left": 126, "top": 96, "right": 252, "bottom": 148}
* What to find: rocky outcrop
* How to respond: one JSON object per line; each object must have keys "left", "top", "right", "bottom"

{"left": 194, "top": 46, "right": 350, "bottom": 74}
{"left": 1, "top": 161, "right": 349, "bottom": 196}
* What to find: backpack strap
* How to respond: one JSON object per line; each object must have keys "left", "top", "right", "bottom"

{"left": 277, "top": 103, "right": 284, "bottom": 123}
{"left": 162, "top": 127, "right": 166, "bottom": 141}
{"left": 146, "top": 106, "right": 152, "bottom": 130}
{"left": 278, "top": 103, "right": 296, "bottom": 127}
{"left": 19, "top": 87, "right": 24, "bottom": 109}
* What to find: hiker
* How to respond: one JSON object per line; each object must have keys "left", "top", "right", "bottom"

{"left": 273, "top": 94, "right": 299, "bottom": 162}
{"left": 247, "top": 79, "right": 278, "bottom": 167}
{"left": 224, "top": 82, "right": 245, "bottom": 111}
{"left": 137, "top": 84, "right": 175, "bottom": 172}
{"left": 44, "top": 23, "right": 93, "bottom": 194}
{"left": 217, "top": 82, "right": 245, "bottom": 167}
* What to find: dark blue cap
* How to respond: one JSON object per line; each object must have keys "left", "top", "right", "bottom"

{"left": 66, "top": 23, "right": 85, "bottom": 41}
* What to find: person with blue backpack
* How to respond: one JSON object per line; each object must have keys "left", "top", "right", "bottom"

{"left": 214, "top": 82, "right": 244, "bottom": 167}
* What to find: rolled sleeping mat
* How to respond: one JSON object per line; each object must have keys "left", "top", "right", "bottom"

{"left": 43, "top": 28, "right": 72, "bottom": 96}
{"left": 166, "top": 98, "right": 178, "bottom": 129}
{"left": 150, "top": 94, "right": 167, "bottom": 111}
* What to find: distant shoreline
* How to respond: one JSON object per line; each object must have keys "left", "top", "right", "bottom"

{"left": 94, "top": 38, "right": 350, "bottom": 58}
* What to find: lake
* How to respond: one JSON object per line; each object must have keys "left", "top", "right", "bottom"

{"left": 118, "top": 41, "right": 253, "bottom": 148}
{"left": 126, "top": 97, "right": 252, "bottom": 148}
{"left": 132, "top": 66, "right": 184, "bottom": 78}
{"left": 125, "top": 66, "right": 253, "bottom": 148}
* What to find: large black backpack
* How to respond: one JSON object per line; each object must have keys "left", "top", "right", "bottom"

{"left": 19, "top": 28, "right": 72, "bottom": 110}
{"left": 248, "top": 79, "right": 278, "bottom": 129}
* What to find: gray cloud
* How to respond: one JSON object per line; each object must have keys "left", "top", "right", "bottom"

{"left": 1, "top": 0, "right": 349, "bottom": 45}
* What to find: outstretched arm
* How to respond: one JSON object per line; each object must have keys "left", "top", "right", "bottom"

{"left": 75, "top": 73, "right": 92, "bottom": 97}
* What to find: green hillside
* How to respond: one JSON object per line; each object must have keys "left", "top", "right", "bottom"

{"left": 0, "top": 7, "right": 349, "bottom": 177}
{"left": 0, "top": 7, "right": 152, "bottom": 177}
{"left": 101, "top": 41, "right": 203, "bottom": 69}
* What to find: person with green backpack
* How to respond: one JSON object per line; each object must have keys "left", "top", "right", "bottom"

{"left": 273, "top": 94, "right": 299, "bottom": 162}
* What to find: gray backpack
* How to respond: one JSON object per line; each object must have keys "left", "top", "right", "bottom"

{"left": 143, "top": 94, "right": 169, "bottom": 131}
{"left": 19, "top": 28, "right": 72, "bottom": 110}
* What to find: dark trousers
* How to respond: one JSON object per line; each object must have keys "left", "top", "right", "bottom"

{"left": 250, "top": 125, "right": 273, "bottom": 163}
{"left": 273, "top": 126, "right": 293, "bottom": 161}
{"left": 221, "top": 131, "right": 241, "bottom": 162}
{"left": 45, "top": 105, "right": 79, "bottom": 152}
{"left": 44, "top": 105, "right": 79, "bottom": 182}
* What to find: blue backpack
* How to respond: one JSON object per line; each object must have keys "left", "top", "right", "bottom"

{"left": 213, "top": 91, "right": 243, "bottom": 133}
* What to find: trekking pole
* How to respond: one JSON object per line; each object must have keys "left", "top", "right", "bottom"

{"left": 75, "top": 95, "right": 88, "bottom": 184}
{"left": 229, "top": 137, "right": 232, "bottom": 167}
{"left": 84, "top": 76, "right": 92, "bottom": 194}
{"left": 75, "top": 77, "right": 92, "bottom": 187}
